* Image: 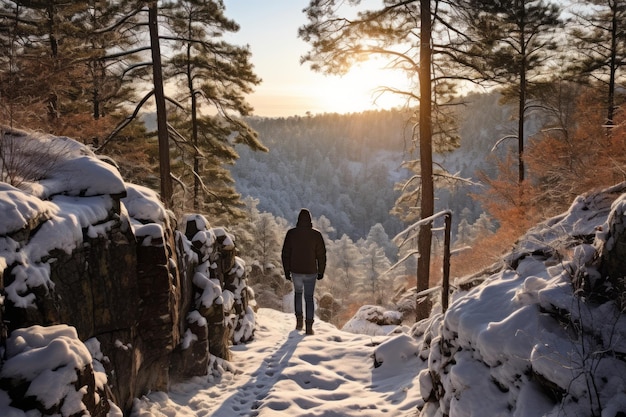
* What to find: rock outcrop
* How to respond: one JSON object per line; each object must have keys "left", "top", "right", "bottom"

{"left": 0, "top": 128, "right": 256, "bottom": 415}
{"left": 416, "top": 183, "right": 626, "bottom": 417}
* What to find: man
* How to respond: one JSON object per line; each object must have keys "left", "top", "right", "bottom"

{"left": 281, "top": 208, "right": 326, "bottom": 335}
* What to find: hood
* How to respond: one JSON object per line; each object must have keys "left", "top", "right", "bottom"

{"left": 296, "top": 209, "right": 312, "bottom": 227}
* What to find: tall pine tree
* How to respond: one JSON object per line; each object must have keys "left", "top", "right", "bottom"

{"left": 0, "top": 0, "right": 144, "bottom": 143}
{"left": 299, "top": 0, "right": 467, "bottom": 320}
{"left": 569, "top": 0, "right": 626, "bottom": 127}
{"left": 161, "top": 0, "right": 266, "bottom": 219}
{"left": 454, "top": 0, "right": 564, "bottom": 186}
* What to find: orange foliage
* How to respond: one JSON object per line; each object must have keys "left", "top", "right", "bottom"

{"left": 524, "top": 90, "right": 626, "bottom": 216}
{"left": 54, "top": 114, "right": 119, "bottom": 146}
{"left": 504, "top": 89, "right": 626, "bottom": 222}
{"left": 336, "top": 302, "right": 365, "bottom": 327}
{"left": 474, "top": 152, "right": 539, "bottom": 239}
{"left": 426, "top": 228, "right": 517, "bottom": 286}
{"left": 465, "top": 88, "right": 626, "bottom": 282}
{"left": 450, "top": 230, "right": 516, "bottom": 278}
{"left": 3, "top": 101, "right": 123, "bottom": 148}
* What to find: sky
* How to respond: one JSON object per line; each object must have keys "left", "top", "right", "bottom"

{"left": 222, "top": 0, "right": 413, "bottom": 118}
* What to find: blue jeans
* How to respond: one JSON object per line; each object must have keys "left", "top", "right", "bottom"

{"left": 292, "top": 273, "right": 317, "bottom": 320}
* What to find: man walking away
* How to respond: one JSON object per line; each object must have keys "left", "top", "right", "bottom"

{"left": 281, "top": 208, "right": 326, "bottom": 335}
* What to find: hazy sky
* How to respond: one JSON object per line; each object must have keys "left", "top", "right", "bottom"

{"left": 223, "top": 0, "right": 411, "bottom": 117}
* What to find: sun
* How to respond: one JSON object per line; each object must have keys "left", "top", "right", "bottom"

{"left": 313, "top": 57, "right": 415, "bottom": 114}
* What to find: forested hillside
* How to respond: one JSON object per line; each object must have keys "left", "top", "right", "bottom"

{"left": 230, "top": 92, "right": 533, "bottom": 242}
{"left": 227, "top": 92, "right": 562, "bottom": 325}
{"left": 231, "top": 110, "right": 410, "bottom": 240}
{"left": 435, "top": 92, "right": 546, "bottom": 231}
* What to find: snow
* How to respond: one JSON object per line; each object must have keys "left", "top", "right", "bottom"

{"left": 3, "top": 128, "right": 626, "bottom": 416}
{"left": 0, "top": 324, "right": 124, "bottom": 417}
{"left": 0, "top": 130, "right": 128, "bottom": 309}
{"left": 83, "top": 337, "right": 109, "bottom": 391}
{"left": 212, "top": 226, "right": 235, "bottom": 249}
{"left": 131, "top": 308, "right": 422, "bottom": 417}
{"left": 2, "top": 325, "right": 98, "bottom": 414}
{"left": 181, "top": 329, "right": 199, "bottom": 350}
{"left": 4, "top": 130, "right": 126, "bottom": 200}
{"left": 424, "top": 186, "right": 626, "bottom": 417}
{"left": 188, "top": 310, "right": 208, "bottom": 327}
{"left": 184, "top": 213, "right": 211, "bottom": 232}
{"left": 190, "top": 229, "right": 217, "bottom": 262}
{"left": 31, "top": 155, "right": 125, "bottom": 198}
{"left": 193, "top": 273, "right": 223, "bottom": 308}
{"left": 0, "top": 183, "right": 53, "bottom": 235}
{"left": 132, "top": 184, "right": 626, "bottom": 417}
{"left": 342, "top": 305, "right": 405, "bottom": 336}
{"left": 123, "top": 183, "right": 167, "bottom": 224}
{"left": 134, "top": 222, "right": 165, "bottom": 246}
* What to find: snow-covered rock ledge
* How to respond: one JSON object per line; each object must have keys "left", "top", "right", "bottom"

{"left": 0, "top": 127, "right": 255, "bottom": 416}
{"left": 415, "top": 183, "right": 626, "bottom": 417}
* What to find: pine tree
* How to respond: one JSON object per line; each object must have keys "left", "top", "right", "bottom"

{"left": 454, "top": 0, "right": 564, "bottom": 186}
{"left": 233, "top": 197, "right": 290, "bottom": 311}
{"left": 366, "top": 223, "right": 398, "bottom": 262}
{"left": 160, "top": 0, "right": 266, "bottom": 219}
{"left": 471, "top": 212, "right": 495, "bottom": 240}
{"left": 324, "top": 234, "right": 363, "bottom": 303}
{"left": 0, "top": 1, "right": 92, "bottom": 130}
{"left": 0, "top": 0, "right": 145, "bottom": 144}
{"left": 81, "top": 1, "right": 148, "bottom": 145}
{"left": 314, "top": 215, "right": 336, "bottom": 241}
{"left": 299, "top": 0, "right": 465, "bottom": 320}
{"left": 569, "top": 0, "right": 626, "bottom": 127}
{"left": 358, "top": 242, "right": 392, "bottom": 305}
{"left": 455, "top": 218, "right": 473, "bottom": 247}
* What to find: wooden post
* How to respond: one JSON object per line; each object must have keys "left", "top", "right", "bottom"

{"left": 442, "top": 212, "right": 451, "bottom": 312}
{"left": 405, "top": 210, "right": 452, "bottom": 321}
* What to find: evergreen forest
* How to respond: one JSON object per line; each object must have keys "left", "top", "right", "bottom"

{"left": 4, "top": 0, "right": 626, "bottom": 324}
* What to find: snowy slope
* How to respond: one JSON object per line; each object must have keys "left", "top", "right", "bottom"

{"left": 132, "top": 184, "right": 626, "bottom": 417}
{"left": 4, "top": 128, "right": 626, "bottom": 417}
{"left": 132, "top": 308, "right": 422, "bottom": 417}
{"left": 419, "top": 184, "right": 626, "bottom": 417}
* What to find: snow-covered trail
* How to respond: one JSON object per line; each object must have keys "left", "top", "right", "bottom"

{"left": 131, "top": 308, "right": 421, "bottom": 417}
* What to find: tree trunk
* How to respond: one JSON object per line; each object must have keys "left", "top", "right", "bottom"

{"left": 517, "top": 0, "right": 526, "bottom": 188}
{"left": 149, "top": 2, "right": 173, "bottom": 208}
{"left": 416, "top": 0, "right": 434, "bottom": 322}
{"left": 607, "top": 1, "right": 618, "bottom": 127}
{"left": 189, "top": 47, "right": 200, "bottom": 212}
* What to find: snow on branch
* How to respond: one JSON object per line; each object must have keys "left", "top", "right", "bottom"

{"left": 392, "top": 209, "right": 452, "bottom": 249}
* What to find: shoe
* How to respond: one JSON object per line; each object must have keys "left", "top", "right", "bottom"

{"left": 296, "top": 316, "right": 303, "bottom": 330}
{"left": 305, "top": 320, "right": 314, "bottom": 335}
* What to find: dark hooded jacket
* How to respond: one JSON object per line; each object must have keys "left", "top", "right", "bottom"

{"left": 281, "top": 209, "right": 326, "bottom": 276}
